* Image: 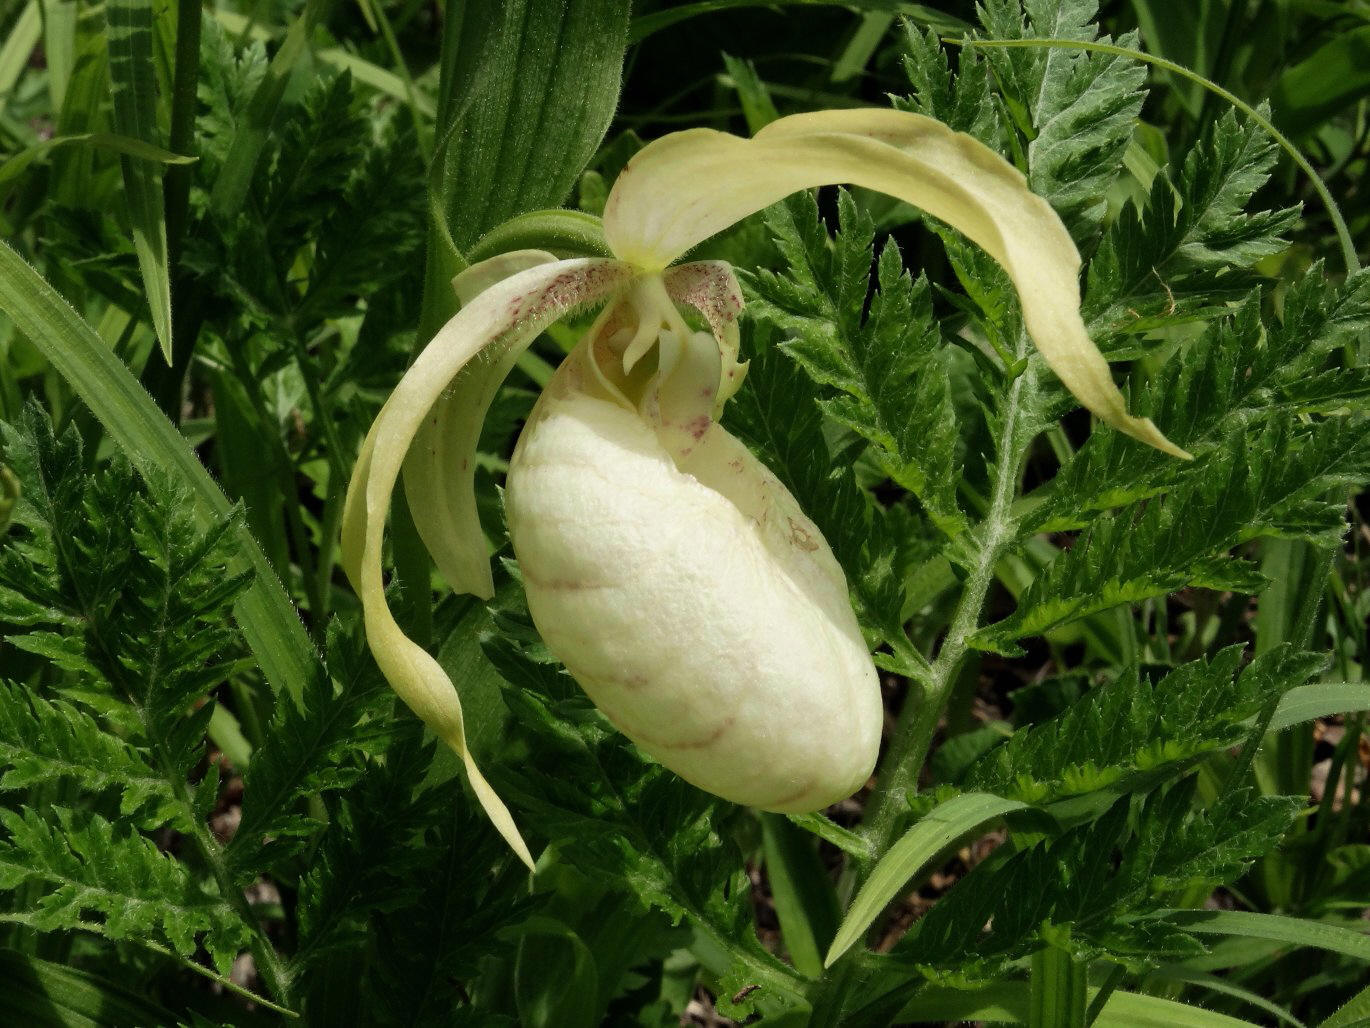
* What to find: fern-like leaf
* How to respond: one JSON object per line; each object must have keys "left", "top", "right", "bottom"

{"left": 1086, "top": 108, "right": 1299, "bottom": 342}
{"left": 890, "top": 778, "right": 1299, "bottom": 979}
{"left": 0, "top": 682, "right": 185, "bottom": 832}
{"left": 228, "top": 619, "right": 393, "bottom": 883}
{"left": 966, "top": 646, "right": 1323, "bottom": 804}
{"left": 747, "top": 190, "right": 964, "bottom": 534}
{"left": 0, "top": 808, "right": 249, "bottom": 972}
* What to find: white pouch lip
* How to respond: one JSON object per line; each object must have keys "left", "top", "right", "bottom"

{"left": 506, "top": 309, "right": 881, "bottom": 813}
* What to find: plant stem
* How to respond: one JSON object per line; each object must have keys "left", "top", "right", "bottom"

{"left": 179, "top": 791, "right": 294, "bottom": 1005}
{"left": 287, "top": 324, "right": 352, "bottom": 635}
{"left": 143, "top": 938, "right": 299, "bottom": 1017}
{"left": 860, "top": 354, "right": 1034, "bottom": 858}
{"left": 809, "top": 345, "right": 1036, "bottom": 1025}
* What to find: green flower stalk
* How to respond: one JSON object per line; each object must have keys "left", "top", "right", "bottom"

{"left": 341, "top": 108, "right": 1188, "bottom": 869}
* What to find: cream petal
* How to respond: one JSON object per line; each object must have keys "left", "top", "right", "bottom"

{"left": 451, "top": 249, "right": 560, "bottom": 305}
{"left": 404, "top": 250, "right": 560, "bottom": 601}
{"left": 602, "top": 110, "right": 1188, "bottom": 458}
{"left": 662, "top": 261, "right": 748, "bottom": 415}
{"left": 341, "top": 257, "right": 633, "bottom": 867}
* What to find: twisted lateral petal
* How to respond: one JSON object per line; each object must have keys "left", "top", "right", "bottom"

{"left": 404, "top": 250, "right": 560, "bottom": 600}
{"left": 603, "top": 110, "right": 1188, "bottom": 458}
{"left": 341, "top": 257, "right": 632, "bottom": 868}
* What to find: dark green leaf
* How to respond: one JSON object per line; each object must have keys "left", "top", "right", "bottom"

{"left": 436, "top": 0, "right": 630, "bottom": 252}
{"left": 105, "top": 0, "right": 173, "bottom": 360}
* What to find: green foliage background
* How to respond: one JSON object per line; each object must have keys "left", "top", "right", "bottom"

{"left": 0, "top": 0, "right": 1367, "bottom": 1025}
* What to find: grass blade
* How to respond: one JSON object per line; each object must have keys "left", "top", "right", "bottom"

{"left": 1271, "top": 26, "right": 1370, "bottom": 131}
{"left": 1167, "top": 910, "right": 1370, "bottom": 962}
{"left": 0, "top": 0, "right": 40, "bottom": 118}
{"left": 1147, "top": 967, "right": 1305, "bottom": 1028}
{"left": 760, "top": 812, "right": 841, "bottom": 979}
{"left": 826, "top": 792, "right": 1027, "bottom": 966}
{"left": 0, "top": 241, "right": 317, "bottom": 704}
{"left": 105, "top": 0, "right": 173, "bottom": 362}
{"left": 1095, "top": 991, "right": 1260, "bottom": 1028}
{"left": 1320, "top": 980, "right": 1370, "bottom": 1028}
{"left": 0, "top": 131, "right": 194, "bottom": 189}
{"left": 1270, "top": 684, "right": 1370, "bottom": 733}
{"left": 892, "top": 982, "right": 1260, "bottom": 1026}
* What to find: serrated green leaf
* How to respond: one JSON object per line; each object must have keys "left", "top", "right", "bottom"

{"left": 0, "top": 242, "right": 318, "bottom": 705}
{"left": 207, "top": 0, "right": 320, "bottom": 221}
{"left": 0, "top": 808, "right": 249, "bottom": 971}
{"left": 976, "top": 417, "right": 1367, "bottom": 651}
{"left": 292, "top": 731, "right": 445, "bottom": 971}
{"left": 966, "top": 647, "right": 1320, "bottom": 805}
{"left": 228, "top": 619, "right": 392, "bottom": 882}
{"left": 977, "top": 0, "right": 1147, "bottom": 243}
{"left": 1150, "top": 789, "right": 1303, "bottom": 893}
{"left": 748, "top": 191, "right": 965, "bottom": 534}
{"left": 897, "top": 22, "right": 1001, "bottom": 146}
{"left": 0, "top": 403, "right": 251, "bottom": 804}
{"left": 0, "top": 681, "right": 185, "bottom": 832}
{"left": 1086, "top": 108, "right": 1298, "bottom": 338}
{"left": 888, "top": 777, "right": 1302, "bottom": 979}
{"left": 1040, "top": 269, "right": 1370, "bottom": 530}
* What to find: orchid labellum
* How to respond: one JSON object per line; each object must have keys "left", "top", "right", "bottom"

{"left": 341, "top": 109, "right": 1187, "bottom": 869}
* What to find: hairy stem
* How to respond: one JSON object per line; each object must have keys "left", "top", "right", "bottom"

{"left": 810, "top": 344, "right": 1036, "bottom": 1025}
{"left": 860, "top": 354, "right": 1034, "bottom": 858}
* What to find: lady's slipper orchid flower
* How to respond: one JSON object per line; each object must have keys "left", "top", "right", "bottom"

{"left": 341, "top": 108, "right": 1187, "bottom": 869}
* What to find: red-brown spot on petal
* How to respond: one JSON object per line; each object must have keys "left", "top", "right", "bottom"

{"left": 787, "top": 517, "right": 819, "bottom": 552}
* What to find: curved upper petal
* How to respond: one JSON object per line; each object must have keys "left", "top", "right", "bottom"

{"left": 340, "top": 257, "right": 632, "bottom": 867}
{"left": 602, "top": 109, "right": 1188, "bottom": 458}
